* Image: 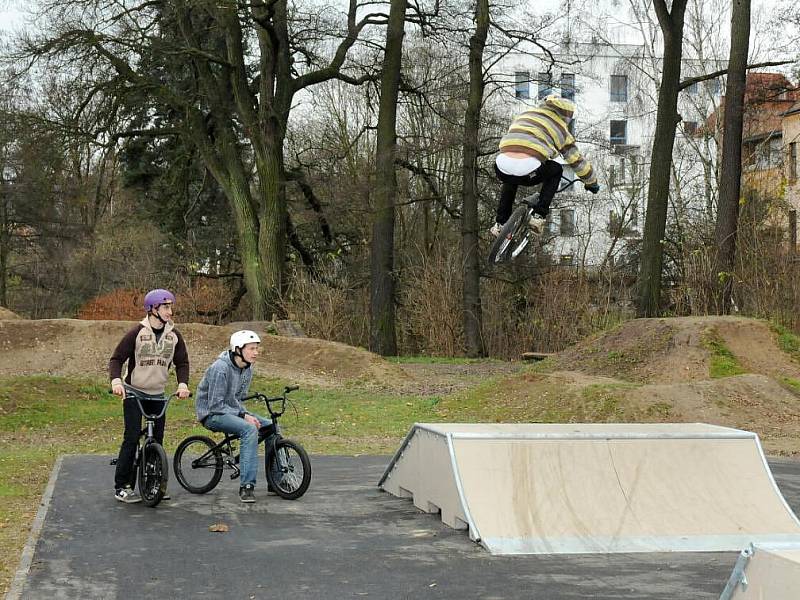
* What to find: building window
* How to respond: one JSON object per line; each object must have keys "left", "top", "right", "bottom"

{"left": 559, "top": 254, "right": 575, "bottom": 266}
{"left": 538, "top": 72, "right": 553, "bottom": 99}
{"left": 706, "top": 78, "right": 721, "bottom": 96}
{"left": 610, "top": 120, "right": 627, "bottom": 145}
{"left": 610, "top": 75, "right": 628, "bottom": 102}
{"left": 560, "top": 209, "right": 576, "bottom": 236}
{"left": 609, "top": 157, "right": 627, "bottom": 189}
{"left": 514, "top": 71, "right": 529, "bottom": 99}
{"left": 683, "top": 121, "right": 698, "bottom": 135}
{"left": 790, "top": 142, "right": 798, "bottom": 181}
{"left": 753, "top": 136, "right": 783, "bottom": 170}
{"left": 561, "top": 73, "right": 575, "bottom": 100}
{"left": 545, "top": 215, "right": 559, "bottom": 235}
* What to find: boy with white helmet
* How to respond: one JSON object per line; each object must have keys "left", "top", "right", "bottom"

{"left": 491, "top": 95, "right": 600, "bottom": 238}
{"left": 109, "top": 288, "right": 191, "bottom": 503}
{"left": 194, "top": 330, "right": 267, "bottom": 503}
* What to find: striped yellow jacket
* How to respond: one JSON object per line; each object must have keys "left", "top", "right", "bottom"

{"left": 499, "top": 107, "right": 597, "bottom": 186}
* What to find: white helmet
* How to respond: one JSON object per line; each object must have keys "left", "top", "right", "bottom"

{"left": 230, "top": 330, "right": 261, "bottom": 352}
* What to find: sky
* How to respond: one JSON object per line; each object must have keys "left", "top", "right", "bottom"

{"left": 0, "top": 0, "right": 795, "bottom": 67}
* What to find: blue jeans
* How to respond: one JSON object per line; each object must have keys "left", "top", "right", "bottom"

{"left": 204, "top": 413, "right": 270, "bottom": 486}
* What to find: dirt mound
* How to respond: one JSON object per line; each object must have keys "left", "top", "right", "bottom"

{"left": 0, "top": 319, "right": 406, "bottom": 386}
{"left": 623, "top": 374, "right": 800, "bottom": 455}
{"left": 0, "top": 308, "right": 21, "bottom": 319}
{"left": 554, "top": 316, "right": 800, "bottom": 384}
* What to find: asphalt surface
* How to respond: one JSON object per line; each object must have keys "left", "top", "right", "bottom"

{"left": 11, "top": 455, "right": 800, "bottom": 599}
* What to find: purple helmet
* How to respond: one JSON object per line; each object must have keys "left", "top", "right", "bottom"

{"left": 144, "top": 289, "right": 176, "bottom": 312}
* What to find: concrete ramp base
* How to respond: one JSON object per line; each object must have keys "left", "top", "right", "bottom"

{"left": 720, "top": 543, "right": 800, "bottom": 599}
{"left": 378, "top": 424, "right": 800, "bottom": 555}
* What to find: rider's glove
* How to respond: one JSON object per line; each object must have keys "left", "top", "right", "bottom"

{"left": 585, "top": 182, "right": 600, "bottom": 194}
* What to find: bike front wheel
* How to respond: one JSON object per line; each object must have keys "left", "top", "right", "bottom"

{"left": 139, "top": 441, "right": 168, "bottom": 507}
{"left": 266, "top": 438, "right": 312, "bottom": 500}
{"left": 173, "top": 435, "right": 223, "bottom": 494}
{"left": 487, "top": 206, "right": 530, "bottom": 265}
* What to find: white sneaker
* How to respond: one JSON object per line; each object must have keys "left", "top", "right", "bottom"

{"left": 114, "top": 486, "right": 141, "bottom": 504}
{"left": 528, "top": 215, "right": 546, "bottom": 235}
{"left": 489, "top": 223, "right": 502, "bottom": 237}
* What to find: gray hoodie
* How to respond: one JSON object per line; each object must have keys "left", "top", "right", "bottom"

{"left": 194, "top": 351, "right": 254, "bottom": 422}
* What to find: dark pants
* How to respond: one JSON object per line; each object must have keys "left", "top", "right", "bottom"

{"left": 494, "top": 160, "right": 563, "bottom": 224}
{"left": 114, "top": 394, "right": 166, "bottom": 490}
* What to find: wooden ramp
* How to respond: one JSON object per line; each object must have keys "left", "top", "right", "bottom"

{"left": 721, "top": 543, "right": 800, "bottom": 599}
{"left": 378, "top": 423, "right": 800, "bottom": 554}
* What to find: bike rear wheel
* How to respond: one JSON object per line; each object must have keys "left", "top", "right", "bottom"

{"left": 138, "top": 441, "right": 168, "bottom": 507}
{"left": 173, "top": 435, "right": 223, "bottom": 494}
{"left": 266, "top": 438, "right": 312, "bottom": 500}
{"left": 487, "top": 206, "right": 529, "bottom": 265}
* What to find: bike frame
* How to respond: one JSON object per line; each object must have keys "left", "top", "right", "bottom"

{"left": 518, "top": 176, "right": 580, "bottom": 214}
{"left": 192, "top": 386, "right": 298, "bottom": 479}
{"left": 488, "top": 176, "right": 581, "bottom": 265}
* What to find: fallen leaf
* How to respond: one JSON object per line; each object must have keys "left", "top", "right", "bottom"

{"left": 209, "top": 523, "right": 229, "bottom": 532}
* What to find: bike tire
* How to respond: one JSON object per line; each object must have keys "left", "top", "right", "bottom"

{"left": 173, "top": 435, "right": 223, "bottom": 494}
{"left": 265, "top": 438, "right": 312, "bottom": 500}
{"left": 487, "top": 206, "right": 529, "bottom": 265}
{"left": 138, "top": 441, "right": 168, "bottom": 507}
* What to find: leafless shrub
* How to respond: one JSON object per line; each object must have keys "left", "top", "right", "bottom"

{"left": 281, "top": 261, "right": 369, "bottom": 347}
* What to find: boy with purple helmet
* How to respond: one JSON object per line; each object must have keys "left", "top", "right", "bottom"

{"left": 109, "top": 288, "right": 191, "bottom": 503}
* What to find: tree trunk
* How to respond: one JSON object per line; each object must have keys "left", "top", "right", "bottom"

{"left": 636, "top": 0, "right": 689, "bottom": 317}
{"left": 0, "top": 179, "right": 8, "bottom": 307}
{"left": 714, "top": 0, "right": 750, "bottom": 313}
{"left": 369, "top": 0, "right": 407, "bottom": 355}
{"left": 461, "top": 0, "right": 489, "bottom": 358}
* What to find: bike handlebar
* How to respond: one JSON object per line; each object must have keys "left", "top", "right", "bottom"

{"left": 557, "top": 177, "right": 581, "bottom": 193}
{"left": 242, "top": 385, "right": 299, "bottom": 418}
{"left": 521, "top": 177, "right": 580, "bottom": 208}
{"left": 108, "top": 388, "right": 189, "bottom": 420}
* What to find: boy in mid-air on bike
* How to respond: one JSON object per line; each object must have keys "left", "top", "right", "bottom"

{"left": 194, "top": 330, "right": 268, "bottom": 503}
{"left": 110, "top": 288, "right": 191, "bottom": 503}
{"left": 490, "top": 95, "right": 600, "bottom": 238}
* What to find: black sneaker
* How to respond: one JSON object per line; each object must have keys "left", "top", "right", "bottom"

{"left": 239, "top": 484, "right": 256, "bottom": 503}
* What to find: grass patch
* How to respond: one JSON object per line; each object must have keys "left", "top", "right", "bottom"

{"left": 782, "top": 377, "right": 800, "bottom": 394}
{"left": 702, "top": 334, "right": 746, "bottom": 378}
{"left": 772, "top": 323, "right": 800, "bottom": 362}
{"left": 645, "top": 402, "right": 673, "bottom": 419}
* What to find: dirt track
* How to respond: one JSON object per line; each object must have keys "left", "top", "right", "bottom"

{"left": 2, "top": 314, "right": 800, "bottom": 453}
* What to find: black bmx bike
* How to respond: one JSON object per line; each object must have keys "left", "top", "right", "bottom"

{"left": 109, "top": 389, "right": 177, "bottom": 507}
{"left": 487, "top": 176, "right": 579, "bottom": 265}
{"left": 173, "top": 385, "right": 311, "bottom": 500}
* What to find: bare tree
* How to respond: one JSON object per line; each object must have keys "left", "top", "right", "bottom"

{"left": 714, "top": 0, "right": 751, "bottom": 312}
{"left": 461, "top": 0, "right": 489, "bottom": 358}
{"left": 15, "top": 0, "right": 384, "bottom": 319}
{"left": 370, "top": 0, "right": 407, "bottom": 355}
{"left": 636, "top": 0, "right": 689, "bottom": 317}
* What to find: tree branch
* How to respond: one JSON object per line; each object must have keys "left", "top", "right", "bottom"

{"left": 678, "top": 60, "right": 796, "bottom": 90}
